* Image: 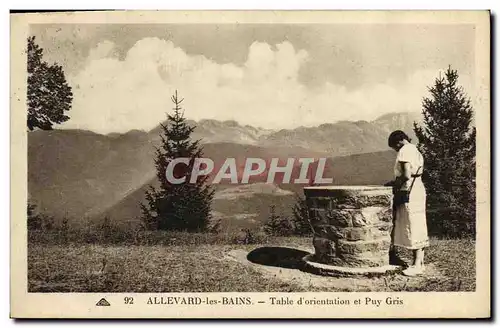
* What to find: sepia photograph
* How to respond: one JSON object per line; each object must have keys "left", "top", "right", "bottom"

{"left": 10, "top": 10, "right": 490, "bottom": 318}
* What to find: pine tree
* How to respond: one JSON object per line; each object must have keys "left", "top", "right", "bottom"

{"left": 141, "top": 91, "right": 214, "bottom": 232}
{"left": 263, "top": 205, "right": 294, "bottom": 236}
{"left": 414, "top": 67, "right": 476, "bottom": 237}
{"left": 27, "top": 36, "right": 73, "bottom": 131}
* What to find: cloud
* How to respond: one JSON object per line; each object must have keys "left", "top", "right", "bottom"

{"left": 64, "top": 37, "right": 477, "bottom": 134}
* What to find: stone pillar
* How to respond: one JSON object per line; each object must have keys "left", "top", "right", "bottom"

{"left": 304, "top": 186, "right": 393, "bottom": 268}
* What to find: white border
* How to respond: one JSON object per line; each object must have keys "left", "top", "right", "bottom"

{"left": 3, "top": 2, "right": 497, "bottom": 326}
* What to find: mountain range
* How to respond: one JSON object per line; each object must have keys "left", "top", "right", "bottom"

{"left": 175, "top": 111, "right": 419, "bottom": 156}
{"left": 28, "top": 111, "right": 421, "bottom": 231}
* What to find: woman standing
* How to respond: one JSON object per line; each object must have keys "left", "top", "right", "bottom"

{"left": 385, "top": 130, "right": 429, "bottom": 276}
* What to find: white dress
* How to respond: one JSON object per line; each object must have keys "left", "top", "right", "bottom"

{"left": 393, "top": 143, "right": 429, "bottom": 249}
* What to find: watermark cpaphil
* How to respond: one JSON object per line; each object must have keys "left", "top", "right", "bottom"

{"left": 165, "top": 157, "right": 333, "bottom": 184}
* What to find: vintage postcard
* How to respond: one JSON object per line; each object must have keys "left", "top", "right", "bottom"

{"left": 10, "top": 10, "right": 490, "bottom": 319}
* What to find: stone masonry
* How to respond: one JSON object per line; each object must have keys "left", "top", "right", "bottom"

{"left": 303, "top": 186, "right": 393, "bottom": 268}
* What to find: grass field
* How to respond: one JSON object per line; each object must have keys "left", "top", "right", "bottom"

{"left": 28, "top": 235, "right": 475, "bottom": 292}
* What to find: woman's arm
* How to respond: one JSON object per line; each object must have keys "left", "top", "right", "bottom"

{"left": 394, "top": 161, "right": 411, "bottom": 190}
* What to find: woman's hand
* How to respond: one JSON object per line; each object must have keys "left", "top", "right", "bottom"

{"left": 392, "top": 176, "right": 410, "bottom": 192}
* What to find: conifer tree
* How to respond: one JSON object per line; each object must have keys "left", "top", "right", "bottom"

{"left": 263, "top": 205, "right": 294, "bottom": 236}
{"left": 414, "top": 67, "right": 476, "bottom": 237}
{"left": 141, "top": 91, "right": 214, "bottom": 232}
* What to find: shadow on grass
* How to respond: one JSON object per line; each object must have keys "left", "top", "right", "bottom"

{"left": 247, "top": 247, "right": 311, "bottom": 270}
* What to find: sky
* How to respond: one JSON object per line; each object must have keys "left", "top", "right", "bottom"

{"left": 30, "top": 23, "right": 476, "bottom": 134}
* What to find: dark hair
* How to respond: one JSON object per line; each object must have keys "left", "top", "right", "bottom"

{"left": 388, "top": 130, "right": 411, "bottom": 148}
